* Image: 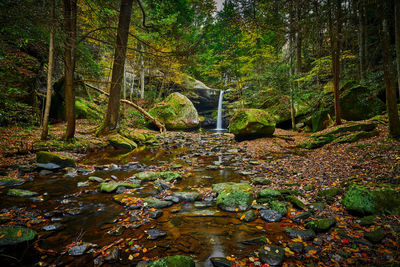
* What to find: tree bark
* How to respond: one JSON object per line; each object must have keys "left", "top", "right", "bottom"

{"left": 358, "top": 0, "right": 367, "bottom": 80}
{"left": 140, "top": 44, "right": 145, "bottom": 99}
{"left": 289, "top": 1, "right": 296, "bottom": 130}
{"left": 41, "top": 0, "right": 55, "bottom": 141}
{"left": 295, "top": 0, "right": 302, "bottom": 74}
{"left": 395, "top": 0, "right": 400, "bottom": 97}
{"left": 63, "top": 0, "right": 77, "bottom": 140}
{"left": 101, "top": 0, "right": 133, "bottom": 133}
{"left": 379, "top": 1, "right": 400, "bottom": 138}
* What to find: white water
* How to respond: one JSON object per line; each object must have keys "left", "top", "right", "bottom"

{"left": 215, "top": 90, "right": 224, "bottom": 130}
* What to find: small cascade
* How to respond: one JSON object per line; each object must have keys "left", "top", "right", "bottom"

{"left": 215, "top": 90, "right": 225, "bottom": 130}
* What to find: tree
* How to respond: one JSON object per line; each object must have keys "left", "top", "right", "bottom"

{"left": 100, "top": 0, "right": 133, "bottom": 133}
{"left": 395, "top": 0, "right": 400, "bottom": 97}
{"left": 41, "top": 0, "right": 55, "bottom": 141}
{"left": 64, "top": 0, "right": 77, "bottom": 140}
{"left": 379, "top": 0, "right": 400, "bottom": 138}
{"left": 358, "top": 0, "right": 367, "bottom": 80}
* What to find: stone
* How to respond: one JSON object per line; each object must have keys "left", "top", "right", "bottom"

{"left": 99, "top": 182, "right": 140, "bottom": 193}
{"left": 213, "top": 182, "right": 254, "bottom": 212}
{"left": 309, "top": 202, "right": 325, "bottom": 212}
{"left": 257, "top": 189, "right": 282, "bottom": 203}
{"left": 35, "top": 163, "right": 61, "bottom": 170}
{"left": 285, "top": 228, "right": 316, "bottom": 241}
{"left": 172, "top": 192, "right": 202, "bottom": 202}
{"left": 259, "top": 209, "right": 282, "bottom": 222}
{"left": 39, "top": 170, "right": 53, "bottom": 176}
{"left": 252, "top": 177, "right": 272, "bottom": 185}
{"left": 364, "top": 229, "right": 385, "bottom": 243}
{"left": 149, "top": 92, "right": 200, "bottom": 130}
{"left": 88, "top": 176, "right": 104, "bottom": 183}
{"left": 343, "top": 186, "right": 375, "bottom": 215}
{"left": 148, "top": 255, "right": 195, "bottom": 267}
{"left": 210, "top": 257, "right": 231, "bottom": 267}
{"left": 36, "top": 151, "right": 76, "bottom": 168}
{"left": 7, "top": 189, "right": 38, "bottom": 197}
{"left": 259, "top": 245, "right": 284, "bottom": 266}
{"left": 228, "top": 109, "right": 275, "bottom": 140}
{"left": 149, "top": 210, "right": 163, "bottom": 219}
{"left": 241, "top": 210, "right": 258, "bottom": 222}
{"left": 270, "top": 201, "right": 288, "bottom": 216}
{"left": 43, "top": 224, "right": 63, "bottom": 231}
{"left": 147, "top": 229, "right": 166, "bottom": 240}
{"left": 0, "top": 177, "right": 25, "bottom": 186}
{"left": 285, "top": 195, "right": 305, "bottom": 210}
{"left": 194, "top": 201, "right": 214, "bottom": 208}
{"left": 105, "top": 246, "right": 119, "bottom": 263}
{"left": 288, "top": 242, "right": 304, "bottom": 253}
{"left": 0, "top": 226, "right": 37, "bottom": 246}
{"left": 108, "top": 134, "right": 137, "bottom": 150}
{"left": 305, "top": 218, "right": 336, "bottom": 233}
{"left": 357, "top": 215, "right": 375, "bottom": 226}
{"left": 143, "top": 197, "right": 173, "bottom": 209}
{"left": 77, "top": 181, "right": 89, "bottom": 187}
{"left": 68, "top": 244, "right": 89, "bottom": 256}
{"left": 75, "top": 97, "right": 102, "bottom": 120}
{"left": 238, "top": 236, "right": 268, "bottom": 246}
{"left": 317, "top": 188, "right": 343, "bottom": 203}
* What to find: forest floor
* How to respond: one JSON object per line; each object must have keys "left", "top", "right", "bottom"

{"left": 0, "top": 120, "right": 400, "bottom": 266}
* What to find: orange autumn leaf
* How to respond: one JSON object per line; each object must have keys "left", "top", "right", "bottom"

{"left": 16, "top": 230, "right": 22, "bottom": 237}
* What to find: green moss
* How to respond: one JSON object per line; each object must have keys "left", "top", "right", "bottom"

{"left": 285, "top": 195, "right": 305, "bottom": 209}
{"left": 215, "top": 183, "right": 254, "bottom": 211}
{"left": 318, "top": 188, "right": 343, "bottom": 203}
{"left": 0, "top": 226, "right": 37, "bottom": 246}
{"left": 364, "top": 229, "right": 385, "bottom": 243}
{"left": 270, "top": 201, "right": 288, "bottom": 216}
{"left": 132, "top": 171, "right": 181, "bottom": 182}
{"left": 99, "top": 182, "right": 140, "bottom": 193}
{"left": 108, "top": 134, "right": 137, "bottom": 150}
{"left": 373, "top": 189, "right": 400, "bottom": 214}
{"left": 241, "top": 210, "right": 258, "bottom": 222}
{"left": 0, "top": 177, "right": 25, "bottom": 186}
{"left": 334, "top": 130, "right": 379, "bottom": 143}
{"left": 7, "top": 189, "right": 38, "bottom": 197}
{"left": 257, "top": 189, "right": 282, "bottom": 203}
{"left": 305, "top": 218, "right": 336, "bottom": 232}
{"left": 228, "top": 109, "right": 275, "bottom": 138}
{"left": 36, "top": 151, "right": 76, "bottom": 168}
{"left": 343, "top": 186, "right": 376, "bottom": 215}
{"left": 75, "top": 97, "right": 102, "bottom": 121}
{"left": 149, "top": 255, "right": 195, "bottom": 267}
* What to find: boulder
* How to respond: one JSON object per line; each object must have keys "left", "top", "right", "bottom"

{"left": 0, "top": 226, "right": 37, "bottom": 246}
{"left": 148, "top": 255, "right": 195, "bottom": 267}
{"left": 305, "top": 218, "right": 336, "bottom": 232}
{"left": 0, "top": 177, "right": 25, "bottom": 186}
{"left": 228, "top": 109, "right": 275, "bottom": 139}
{"left": 132, "top": 171, "right": 181, "bottom": 182}
{"left": 285, "top": 228, "right": 316, "bottom": 241}
{"left": 343, "top": 186, "right": 375, "bottom": 215}
{"left": 108, "top": 134, "right": 137, "bottom": 150}
{"left": 270, "top": 201, "right": 288, "bottom": 216}
{"left": 149, "top": 92, "right": 200, "bottom": 130}
{"left": 99, "top": 182, "right": 140, "bottom": 193}
{"left": 75, "top": 97, "right": 102, "bottom": 121}
{"left": 213, "top": 182, "right": 254, "bottom": 212}
{"left": 259, "top": 245, "right": 285, "bottom": 266}
{"left": 257, "top": 189, "right": 282, "bottom": 203}
{"left": 36, "top": 151, "right": 76, "bottom": 168}
{"left": 7, "top": 189, "right": 38, "bottom": 197}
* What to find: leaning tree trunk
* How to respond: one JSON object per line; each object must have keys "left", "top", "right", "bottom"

{"left": 101, "top": 0, "right": 133, "bottom": 133}
{"left": 379, "top": 1, "right": 400, "bottom": 138}
{"left": 63, "top": 0, "right": 77, "bottom": 140}
{"left": 41, "top": 0, "right": 55, "bottom": 141}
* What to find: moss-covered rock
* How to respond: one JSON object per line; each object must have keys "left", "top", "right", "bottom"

{"left": 241, "top": 210, "right": 258, "bottom": 222}
{"left": 270, "top": 201, "right": 288, "bottom": 216}
{"left": 257, "top": 189, "right": 282, "bottom": 203}
{"left": 259, "top": 245, "right": 285, "bottom": 266}
{"left": 343, "top": 186, "right": 375, "bottom": 215}
{"left": 75, "top": 97, "right": 102, "bottom": 121}
{"left": 122, "top": 130, "right": 158, "bottom": 145}
{"left": 364, "top": 229, "right": 385, "bottom": 243}
{"left": 318, "top": 188, "right": 343, "bottom": 203}
{"left": 132, "top": 171, "right": 181, "bottom": 182}
{"left": 228, "top": 109, "right": 275, "bottom": 139}
{"left": 0, "top": 177, "right": 25, "bottom": 186}
{"left": 305, "top": 218, "right": 336, "bottom": 232}
{"left": 143, "top": 197, "right": 173, "bottom": 209}
{"left": 373, "top": 189, "right": 400, "bottom": 215}
{"left": 7, "top": 189, "right": 38, "bottom": 197}
{"left": 36, "top": 151, "right": 76, "bottom": 168}
{"left": 252, "top": 177, "right": 272, "bottom": 185}
{"left": 99, "top": 182, "right": 140, "bottom": 193}
{"left": 149, "top": 255, "right": 195, "bottom": 267}
{"left": 149, "top": 92, "right": 199, "bottom": 130}
{"left": 311, "top": 109, "right": 330, "bottom": 132}
{"left": 0, "top": 226, "right": 37, "bottom": 246}
{"left": 286, "top": 195, "right": 305, "bottom": 210}
{"left": 108, "top": 134, "right": 137, "bottom": 150}
{"left": 213, "top": 182, "right": 254, "bottom": 212}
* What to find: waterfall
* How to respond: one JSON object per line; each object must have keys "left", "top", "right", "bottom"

{"left": 215, "top": 90, "right": 224, "bottom": 130}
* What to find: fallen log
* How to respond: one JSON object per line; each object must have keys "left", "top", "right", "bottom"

{"left": 85, "top": 83, "right": 166, "bottom": 133}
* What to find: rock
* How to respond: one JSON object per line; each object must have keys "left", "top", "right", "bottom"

{"left": 99, "top": 182, "right": 140, "bottom": 193}
{"left": 241, "top": 210, "right": 258, "bottom": 222}
{"left": 132, "top": 171, "right": 181, "bottom": 182}
{"left": 285, "top": 195, "right": 305, "bottom": 210}
{"left": 356, "top": 215, "right": 375, "bottom": 226}
{"left": 364, "top": 229, "right": 385, "bottom": 243}
{"left": 270, "top": 201, "right": 288, "bottom": 216}
{"left": 35, "top": 162, "right": 61, "bottom": 170}
{"left": 228, "top": 109, "right": 275, "bottom": 140}
{"left": 148, "top": 255, "right": 195, "bottom": 267}
{"left": 210, "top": 257, "right": 231, "bottom": 267}
{"left": 43, "top": 224, "right": 63, "bottom": 231}
{"left": 257, "top": 189, "right": 282, "bottom": 203}
{"left": 105, "top": 246, "right": 119, "bottom": 263}
{"left": 144, "top": 197, "right": 173, "bottom": 209}
{"left": 7, "top": 189, "right": 38, "bottom": 197}
{"left": 39, "top": 169, "right": 53, "bottom": 176}
{"left": 238, "top": 236, "right": 268, "bottom": 246}
{"left": 259, "top": 209, "right": 282, "bottom": 222}
{"left": 343, "top": 186, "right": 375, "bottom": 215}
{"left": 0, "top": 226, "right": 37, "bottom": 246}
{"left": 147, "top": 229, "right": 166, "bottom": 240}
{"left": 63, "top": 167, "right": 77, "bottom": 178}
{"left": 0, "top": 177, "right": 25, "bottom": 186}
{"left": 75, "top": 97, "right": 102, "bottom": 120}
{"left": 172, "top": 192, "right": 202, "bottom": 202}
{"left": 68, "top": 244, "right": 89, "bottom": 256}
{"left": 305, "top": 218, "right": 336, "bottom": 232}
{"left": 108, "top": 134, "right": 137, "bottom": 150}
{"left": 213, "top": 182, "right": 254, "bottom": 212}
{"left": 252, "top": 177, "right": 272, "bottom": 185}
{"left": 317, "top": 188, "right": 343, "bottom": 203}
{"left": 107, "top": 226, "right": 125, "bottom": 236}
{"left": 309, "top": 202, "right": 325, "bottom": 212}
{"left": 88, "top": 176, "right": 104, "bottom": 183}
{"left": 36, "top": 151, "right": 76, "bottom": 168}
{"left": 149, "top": 210, "right": 163, "bottom": 219}
{"left": 285, "top": 228, "right": 316, "bottom": 241}
{"left": 259, "top": 245, "right": 284, "bottom": 266}
{"left": 77, "top": 181, "right": 89, "bottom": 187}
{"left": 194, "top": 201, "right": 214, "bottom": 208}
{"left": 149, "top": 92, "right": 200, "bottom": 130}
{"left": 288, "top": 242, "right": 304, "bottom": 253}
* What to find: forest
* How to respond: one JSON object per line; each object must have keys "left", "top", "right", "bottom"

{"left": 0, "top": 0, "right": 400, "bottom": 266}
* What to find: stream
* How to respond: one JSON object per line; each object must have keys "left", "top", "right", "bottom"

{"left": 0, "top": 132, "right": 290, "bottom": 266}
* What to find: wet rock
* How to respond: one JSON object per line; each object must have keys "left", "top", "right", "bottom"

{"left": 149, "top": 210, "right": 163, "bottom": 219}
{"left": 259, "top": 245, "right": 284, "bottom": 266}
{"left": 210, "top": 257, "right": 231, "bottom": 267}
{"left": 88, "top": 176, "right": 104, "bottom": 183}
{"left": 206, "top": 165, "right": 219, "bottom": 170}
{"left": 305, "top": 218, "right": 336, "bottom": 233}
{"left": 99, "top": 182, "right": 140, "bottom": 193}
{"left": 165, "top": 196, "right": 180, "bottom": 203}
{"left": 39, "top": 169, "right": 53, "bottom": 176}
{"left": 364, "top": 229, "right": 385, "bottom": 243}
{"left": 36, "top": 151, "right": 76, "bottom": 168}
{"left": 194, "top": 201, "right": 214, "bottom": 208}
{"left": 144, "top": 197, "right": 173, "bottom": 209}
{"left": 309, "top": 202, "right": 325, "bottom": 212}
{"left": 147, "top": 229, "right": 166, "bottom": 240}
{"left": 108, "top": 134, "right": 137, "bottom": 150}
{"left": 317, "top": 188, "right": 343, "bottom": 203}
{"left": 77, "top": 181, "right": 89, "bottom": 187}
{"left": 270, "top": 201, "right": 288, "bottom": 216}
{"left": 213, "top": 182, "right": 254, "bottom": 212}
{"left": 304, "top": 245, "right": 319, "bottom": 255}
{"left": 356, "top": 215, "right": 375, "bottom": 226}
{"left": 238, "top": 236, "right": 268, "bottom": 246}
{"left": 292, "top": 211, "right": 311, "bottom": 224}
{"left": 105, "top": 246, "right": 120, "bottom": 263}
{"left": 116, "top": 186, "right": 127, "bottom": 194}
{"left": 0, "top": 177, "right": 25, "bottom": 186}
{"left": 313, "top": 237, "right": 323, "bottom": 246}
{"left": 257, "top": 189, "right": 282, "bottom": 203}
{"left": 172, "top": 192, "right": 202, "bottom": 202}
{"left": 43, "top": 224, "right": 63, "bottom": 231}
{"left": 241, "top": 210, "right": 258, "bottom": 222}
{"left": 285, "top": 228, "right": 316, "bottom": 241}
{"left": 35, "top": 163, "right": 61, "bottom": 170}
{"left": 343, "top": 186, "right": 375, "bottom": 215}
{"left": 107, "top": 226, "right": 125, "bottom": 236}
{"left": 0, "top": 226, "right": 37, "bottom": 246}
{"left": 285, "top": 195, "right": 305, "bottom": 210}
{"left": 252, "top": 177, "right": 271, "bottom": 185}
{"left": 7, "top": 189, "right": 38, "bottom": 197}
{"left": 259, "top": 209, "right": 282, "bottom": 222}
{"left": 68, "top": 244, "right": 89, "bottom": 256}
{"left": 288, "top": 242, "right": 304, "bottom": 253}
{"left": 251, "top": 204, "right": 269, "bottom": 210}
{"left": 148, "top": 255, "right": 195, "bottom": 267}
{"left": 63, "top": 167, "right": 77, "bottom": 178}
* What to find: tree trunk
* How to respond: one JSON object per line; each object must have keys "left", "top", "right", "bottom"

{"left": 289, "top": 1, "right": 296, "bottom": 130}
{"left": 63, "top": 0, "right": 77, "bottom": 140}
{"left": 140, "top": 44, "right": 145, "bottom": 99}
{"left": 358, "top": 0, "right": 367, "bottom": 80}
{"left": 295, "top": 0, "right": 302, "bottom": 74}
{"left": 395, "top": 0, "right": 400, "bottom": 97}
{"left": 379, "top": 1, "right": 400, "bottom": 138}
{"left": 41, "top": 0, "right": 55, "bottom": 141}
{"left": 101, "top": 0, "right": 133, "bottom": 133}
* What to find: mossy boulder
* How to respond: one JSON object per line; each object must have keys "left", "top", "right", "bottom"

{"left": 75, "top": 97, "right": 102, "bottom": 121}
{"left": 149, "top": 255, "right": 195, "bottom": 267}
{"left": 143, "top": 197, "right": 173, "bottom": 209}
{"left": 7, "top": 189, "right": 38, "bottom": 197}
{"left": 364, "top": 229, "right": 385, "bottom": 243}
{"left": 373, "top": 189, "right": 400, "bottom": 215}
{"left": 257, "top": 189, "right": 282, "bottom": 203}
{"left": 318, "top": 188, "right": 343, "bottom": 203}
{"left": 241, "top": 210, "right": 258, "bottom": 222}
{"left": 228, "top": 109, "right": 275, "bottom": 139}
{"left": 149, "top": 92, "right": 199, "bottom": 130}
{"left": 259, "top": 245, "right": 285, "bottom": 266}
{"left": 311, "top": 109, "right": 330, "bottom": 132}
{"left": 343, "top": 186, "right": 375, "bottom": 215}
{"left": 122, "top": 130, "right": 158, "bottom": 145}
{"left": 99, "top": 182, "right": 140, "bottom": 193}
{"left": 132, "top": 171, "right": 181, "bottom": 182}
{"left": 108, "top": 134, "right": 137, "bottom": 150}
{"left": 270, "top": 201, "right": 288, "bottom": 216}
{"left": 0, "top": 226, "right": 37, "bottom": 246}
{"left": 305, "top": 218, "right": 336, "bottom": 232}
{"left": 0, "top": 177, "right": 25, "bottom": 186}
{"left": 36, "top": 151, "right": 76, "bottom": 168}
{"left": 286, "top": 195, "right": 305, "bottom": 210}
{"left": 213, "top": 182, "right": 254, "bottom": 212}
